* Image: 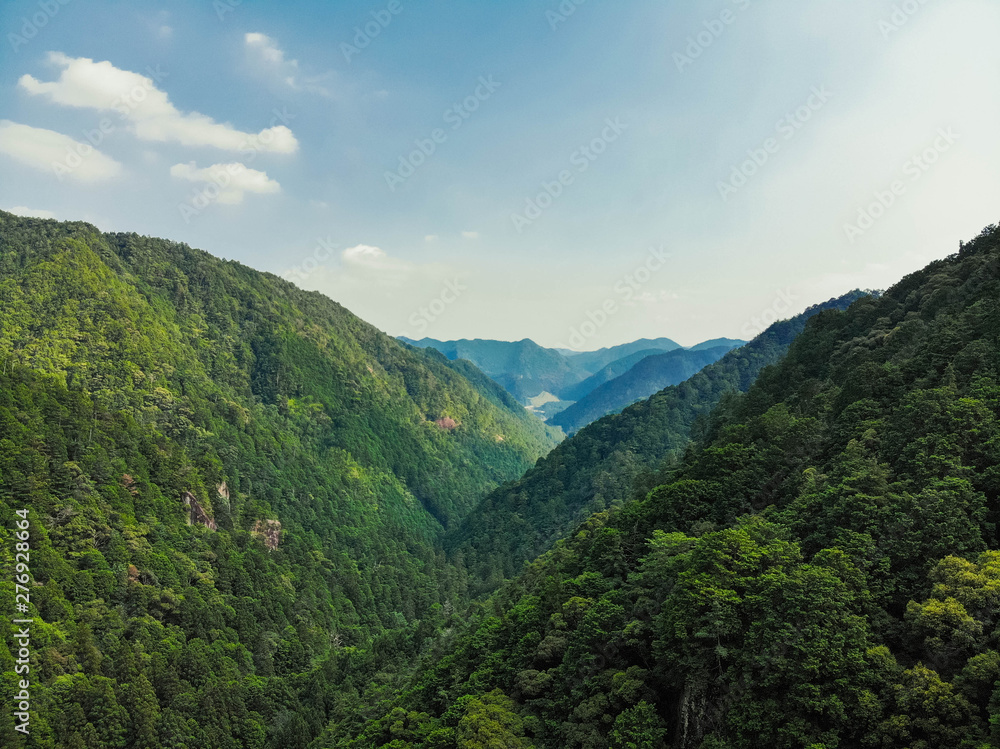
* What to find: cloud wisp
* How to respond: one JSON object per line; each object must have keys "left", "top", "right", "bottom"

{"left": 170, "top": 161, "right": 281, "bottom": 204}
{"left": 0, "top": 120, "right": 122, "bottom": 182}
{"left": 20, "top": 53, "right": 299, "bottom": 152}
{"left": 245, "top": 32, "right": 334, "bottom": 97}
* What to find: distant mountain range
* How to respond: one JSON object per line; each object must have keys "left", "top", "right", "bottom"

{"left": 550, "top": 344, "right": 739, "bottom": 434}
{"left": 399, "top": 334, "right": 746, "bottom": 432}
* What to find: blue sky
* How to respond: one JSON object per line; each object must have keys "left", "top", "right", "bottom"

{"left": 1, "top": 0, "right": 998, "bottom": 348}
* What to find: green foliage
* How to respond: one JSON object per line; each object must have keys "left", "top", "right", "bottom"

{"left": 447, "top": 290, "right": 868, "bottom": 595}
{"left": 333, "top": 224, "right": 1000, "bottom": 748}
{"left": 0, "top": 211, "right": 558, "bottom": 749}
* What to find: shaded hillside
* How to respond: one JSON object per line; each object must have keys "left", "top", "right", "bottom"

{"left": 446, "top": 290, "right": 870, "bottom": 593}
{"left": 401, "top": 336, "right": 686, "bottom": 405}
{"left": 0, "top": 211, "right": 557, "bottom": 748}
{"left": 559, "top": 337, "right": 683, "bottom": 375}
{"left": 331, "top": 224, "right": 1000, "bottom": 749}
{"left": 401, "top": 337, "right": 582, "bottom": 402}
{"left": 551, "top": 344, "right": 741, "bottom": 434}
{"left": 687, "top": 336, "right": 745, "bottom": 351}
{"left": 558, "top": 348, "right": 668, "bottom": 402}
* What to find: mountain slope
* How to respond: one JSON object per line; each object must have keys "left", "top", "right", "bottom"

{"left": 558, "top": 348, "right": 669, "bottom": 402}
{"left": 445, "top": 290, "right": 870, "bottom": 593}
{"left": 400, "top": 336, "right": 688, "bottom": 405}
{"left": 400, "top": 337, "right": 583, "bottom": 402}
{"left": 333, "top": 224, "right": 1000, "bottom": 749}
{"left": 0, "top": 211, "right": 557, "bottom": 747}
{"left": 687, "top": 336, "right": 745, "bottom": 351}
{"left": 561, "top": 336, "right": 683, "bottom": 375}
{"left": 551, "top": 344, "right": 741, "bottom": 434}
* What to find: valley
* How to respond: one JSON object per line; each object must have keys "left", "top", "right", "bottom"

{"left": 5, "top": 209, "right": 998, "bottom": 748}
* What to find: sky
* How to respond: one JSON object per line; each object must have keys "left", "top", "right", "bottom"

{"left": 1, "top": 0, "right": 998, "bottom": 350}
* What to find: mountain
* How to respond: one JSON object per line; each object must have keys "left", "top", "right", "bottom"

{"left": 558, "top": 348, "right": 669, "bottom": 402}
{"left": 399, "top": 336, "right": 691, "bottom": 406}
{"left": 687, "top": 336, "right": 745, "bottom": 351}
{"left": 0, "top": 211, "right": 558, "bottom": 747}
{"left": 332, "top": 224, "right": 1000, "bottom": 749}
{"left": 551, "top": 343, "right": 742, "bottom": 434}
{"left": 444, "top": 290, "right": 870, "bottom": 593}
{"left": 560, "top": 337, "right": 684, "bottom": 374}
{"left": 400, "top": 337, "right": 582, "bottom": 403}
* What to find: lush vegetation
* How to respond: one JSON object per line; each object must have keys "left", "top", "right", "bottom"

{"left": 324, "top": 223, "right": 1000, "bottom": 748}
{"left": 446, "top": 290, "right": 868, "bottom": 595}
{"left": 0, "top": 211, "right": 559, "bottom": 748}
{"left": 6, "top": 205, "right": 997, "bottom": 749}
{"left": 551, "top": 344, "right": 739, "bottom": 435}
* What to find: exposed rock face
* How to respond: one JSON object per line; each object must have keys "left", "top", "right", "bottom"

{"left": 252, "top": 519, "right": 281, "bottom": 551}
{"left": 217, "top": 481, "right": 230, "bottom": 500}
{"left": 182, "top": 491, "right": 218, "bottom": 530}
{"left": 435, "top": 417, "right": 459, "bottom": 430}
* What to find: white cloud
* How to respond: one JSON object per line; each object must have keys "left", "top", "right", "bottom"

{"left": 245, "top": 32, "right": 333, "bottom": 97}
{"left": 19, "top": 53, "right": 298, "bottom": 153}
{"left": 343, "top": 244, "right": 396, "bottom": 269}
{"left": 0, "top": 120, "right": 122, "bottom": 182}
{"left": 333, "top": 244, "right": 456, "bottom": 288}
{"left": 424, "top": 234, "right": 439, "bottom": 242}
{"left": 8, "top": 206, "right": 56, "bottom": 219}
{"left": 170, "top": 161, "right": 281, "bottom": 204}
{"left": 462, "top": 231, "right": 479, "bottom": 240}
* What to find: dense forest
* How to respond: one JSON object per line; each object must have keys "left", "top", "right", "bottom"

{"left": 4, "top": 208, "right": 1000, "bottom": 749}
{"left": 322, "top": 223, "right": 1000, "bottom": 747}
{"left": 0, "top": 211, "right": 559, "bottom": 748}
{"left": 446, "top": 289, "right": 869, "bottom": 596}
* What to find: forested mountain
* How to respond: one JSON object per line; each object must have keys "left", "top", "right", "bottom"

{"left": 399, "top": 337, "right": 583, "bottom": 403}
{"left": 559, "top": 349, "right": 671, "bottom": 403}
{"left": 687, "top": 337, "right": 745, "bottom": 351}
{"left": 551, "top": 344, "right": 741, "bottom": 435}
{"left": 399, "top": 336, "right": 688, "bottom": 405}
{"left": 559, "top": 337, "right": 684, "bottom": 376}
{"left": 445, "top": 290, "right": 868, "bottom": 594}
{"left": 328, "top": 223, "right": 1000, "bottom": 749}
{"left": 0, "top": 211, "right": 559, "bottom": 748}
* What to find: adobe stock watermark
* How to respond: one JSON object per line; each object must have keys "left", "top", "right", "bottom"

{"left": 384, "top": 76, "right": 501, "bottom": 191}
{"left": 281, "top": 237, "right": 339, "bottom": 284}
{"left": 843, "top": 128, "right": 959, "bottom": 244}
{"left": 409, "top": 278, "right": 468, "bottom": 335}
{"left": 510, "top": 117, "right": 627, "bottom": 233}
{"left": 547, "top": 0, "right": 587, "bottom": 30}
{"left": 341, "top": 0, "right": 403, "bottom": 63}
{"left": 717, "top": 85, "right": 832, "bottom": 202}
{"left": 214, "top": 0, "right": 242, "bottom": 21}
{"left": 8, "top": 0, "right": 72, "bottom": 53}
{"left": 741, "top": 290, "right": 798, "bottom": 339}
{"left": 879, "top": 0, "right": 936, "bottom": 39}
{"left": 558, "top": 245, "right": 670, "bottom": 350}
{"left": 52, "top": 65, "right": 168, "bottom": 181}
{"left": 673, "top": 0, "right": 752, "bottom": 72}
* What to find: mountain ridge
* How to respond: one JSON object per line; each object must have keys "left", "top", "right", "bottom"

{"left": 551, "top": 343, "right": 743, "bottom": 434}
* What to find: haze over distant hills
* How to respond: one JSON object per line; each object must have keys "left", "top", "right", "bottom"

{"left": 550, "top": 343, "right": 740, "bottom": 434}
{"left": 399, "top": 334, "right": 746, "bottom": 431}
